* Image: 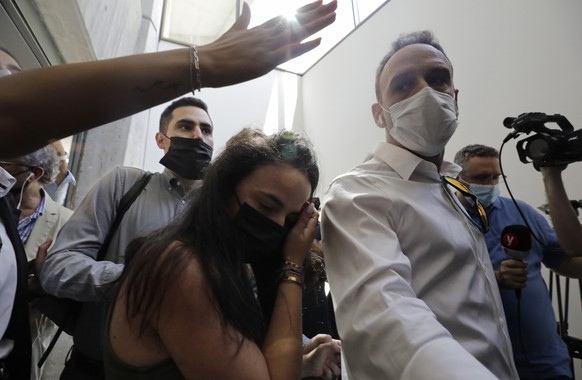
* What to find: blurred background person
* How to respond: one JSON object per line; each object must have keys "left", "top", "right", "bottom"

{"left": 0, "top": 144, "right": 73, "bottom": 380}
{"left": 43, "top": 140, "right": 76, "bottom": 206}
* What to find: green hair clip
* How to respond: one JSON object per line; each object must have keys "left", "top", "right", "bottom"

{"left": 279, "top": 133, "right": 297, "bottom": 161}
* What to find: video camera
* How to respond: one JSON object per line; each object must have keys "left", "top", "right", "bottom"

{"left": 503, "top": 112, "right": 582, "bottom": 168}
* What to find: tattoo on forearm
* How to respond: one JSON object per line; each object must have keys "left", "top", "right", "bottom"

{"left": 134, "top": 80, "right": 181, "bottom": 93}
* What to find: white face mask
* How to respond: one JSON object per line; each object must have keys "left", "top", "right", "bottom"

{"left": 384, "top": 87, "right": 458, "bottom": 157}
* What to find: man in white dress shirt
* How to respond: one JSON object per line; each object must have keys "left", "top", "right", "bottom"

{"left": 322, "top": 30, "right": 519, "bottom": 380}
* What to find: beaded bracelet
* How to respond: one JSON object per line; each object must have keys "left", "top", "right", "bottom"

{"left": 189, "top": 45, "right": 201, "bottom": 94}
{"left": 283, "top": 259, "right": 303, "bottom": 271}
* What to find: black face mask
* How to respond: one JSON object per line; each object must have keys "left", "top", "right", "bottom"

{"left": 234, "top": 203, "right": 289, "bottom": 264}
{"left": 159, "top": 136, "right": 213, "bottom": 180}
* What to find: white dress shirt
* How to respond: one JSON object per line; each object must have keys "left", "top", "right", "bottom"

{"left": 322, "top": 142, "right": 518, "bottom": 380}
{"left": 0, "top": 167, "right": 16, "bottom": 359}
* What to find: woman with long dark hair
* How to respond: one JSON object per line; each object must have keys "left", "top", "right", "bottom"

{"left": 105, "top": 128, "right": 321, "bottom": 379}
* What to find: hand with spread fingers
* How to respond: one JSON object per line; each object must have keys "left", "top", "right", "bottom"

{"left": 200, "top": 0, "right": 338, "bottom": 87}
{"left": 0, "top": 0, "right": 337, "bottom": 158}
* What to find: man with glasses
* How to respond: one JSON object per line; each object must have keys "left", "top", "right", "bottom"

{"left": 1, "top": 146, "right": 74, "bottom": 380}
{"left": 454, "top": 144, "right": 580, "bottom": 380}
{"left": 0, "top": 47, "right": 33, "bottom": 380}
{"left": 322, "top": 31, "right": 517, "bottom": 379}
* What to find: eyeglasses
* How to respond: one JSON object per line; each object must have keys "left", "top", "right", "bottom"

{"left": 0, "top": 161, "right": 33, "bottom": 176}
{"left": 441, "top": 176, "right": 489, "bottom": 233}
{"left": 459, "top": 173, "right": 504, "bottom": 185}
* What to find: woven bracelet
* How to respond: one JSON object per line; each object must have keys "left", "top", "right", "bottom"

{"left": 278, "top": 265, "right": 303, "bottom": 278}
{"left": 283, "top": 259, "right": 303, "bottom": 270}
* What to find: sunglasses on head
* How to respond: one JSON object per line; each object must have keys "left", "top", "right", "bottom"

{"left": 441, "top": 176, "right": 489, "bottom": 233}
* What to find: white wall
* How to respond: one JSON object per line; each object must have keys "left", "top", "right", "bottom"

{"left": 304, "top": 0, "right": 582, "bottom": 204}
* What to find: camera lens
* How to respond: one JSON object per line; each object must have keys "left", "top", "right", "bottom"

{"left": 526, "top": 137, "right": 551, "bottom": 160}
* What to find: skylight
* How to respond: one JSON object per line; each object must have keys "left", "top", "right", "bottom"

{"left": 161, "top": 0, "right": 388, "bottom": 75}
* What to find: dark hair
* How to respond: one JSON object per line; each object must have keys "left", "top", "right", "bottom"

{"left": 159, "top": 97, "right": 210, "bottom": 133}
{"left": 453, "top": 144, "right": 499, "bottom": 171}
{"left": 374, "top": 30, "right": 451, "bottom": 102}
{"left": 121, "top": 128, "right": 319, "bottom": 346}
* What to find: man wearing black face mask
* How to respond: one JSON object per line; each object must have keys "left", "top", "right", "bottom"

{"left": 39, "top": 97, "right": 214, "bottom": 380}
{"left": 156, "top": 97, "right": 214, "bottom": 182}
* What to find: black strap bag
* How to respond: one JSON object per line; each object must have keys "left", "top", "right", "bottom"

{"left": 31, "top": 172, "right": 153, "bottom": 366}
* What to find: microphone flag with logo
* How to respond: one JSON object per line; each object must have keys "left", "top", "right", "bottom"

{"left": 501, "top": 225, "right": 532, "bottom": 260}
{"left": 501, "top": 225, "right": 531, "bottom": 299}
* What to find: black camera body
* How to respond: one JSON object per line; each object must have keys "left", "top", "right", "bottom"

{"left": 504, "top": 112, "right": 582, "bottom": 167}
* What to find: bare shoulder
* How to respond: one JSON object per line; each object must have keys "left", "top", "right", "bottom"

{"left": 155, "top": 240, "right": 216, "bottom": 324}
{"left": 155, "top": 242, "right": 269, "bottom": 378}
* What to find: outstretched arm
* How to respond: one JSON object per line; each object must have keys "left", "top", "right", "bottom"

{"left": 541, "top": 166, "right": 582, "bottom": 256}
{"left": 0, "top": 0, "right": 337, "bottom": 158}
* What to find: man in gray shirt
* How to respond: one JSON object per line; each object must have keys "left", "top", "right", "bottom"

{"left": 39, "top": 97, "right": 214, "bottom": 380}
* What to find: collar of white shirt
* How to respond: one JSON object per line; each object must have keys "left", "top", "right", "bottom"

{"left": 372, "top": 142, "right": 461, "bottom": 180}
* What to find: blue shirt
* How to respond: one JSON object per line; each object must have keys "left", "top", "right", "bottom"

{"left": 17, "top": 188, "right": 47, "bottom": 244}
{"left": 473, "top": 196, "right": 571, "bottom": 379}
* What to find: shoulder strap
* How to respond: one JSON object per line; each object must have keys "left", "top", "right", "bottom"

{"left": 96, "top": 172, "right": 154, "bottom": 261}
{"left": 37, "top": 172, "right": 154, "bottom": 368}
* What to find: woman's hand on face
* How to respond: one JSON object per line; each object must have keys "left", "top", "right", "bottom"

{"left": 198, "top": 0, "right": 337, "bottom": 88}
{"left": 283, "top": 202, "right": 319, "bottom": 264}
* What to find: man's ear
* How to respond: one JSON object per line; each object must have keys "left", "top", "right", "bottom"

{"left": 371, "top": 103, "right": 385, "bottom": 128}
{"left": 155, "top": 132, "right": 166, "bottom": 149}
{"left": 31, "top": 166, "right": 44, "bottom": 182}
{"left": 454, "top": 88, "right": 459, "bottom": 117}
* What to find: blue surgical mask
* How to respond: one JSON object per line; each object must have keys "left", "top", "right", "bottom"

{"left": 470, "top": 183, "right": 500, "bottom": 208}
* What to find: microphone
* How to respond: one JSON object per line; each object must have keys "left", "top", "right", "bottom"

{"left": 500, "top": 225, "right": 531, "bottom": 299}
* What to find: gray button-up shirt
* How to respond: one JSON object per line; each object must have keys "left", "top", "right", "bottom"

{"left": 40, "top": 166, "right": 198, "bottom": 360}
